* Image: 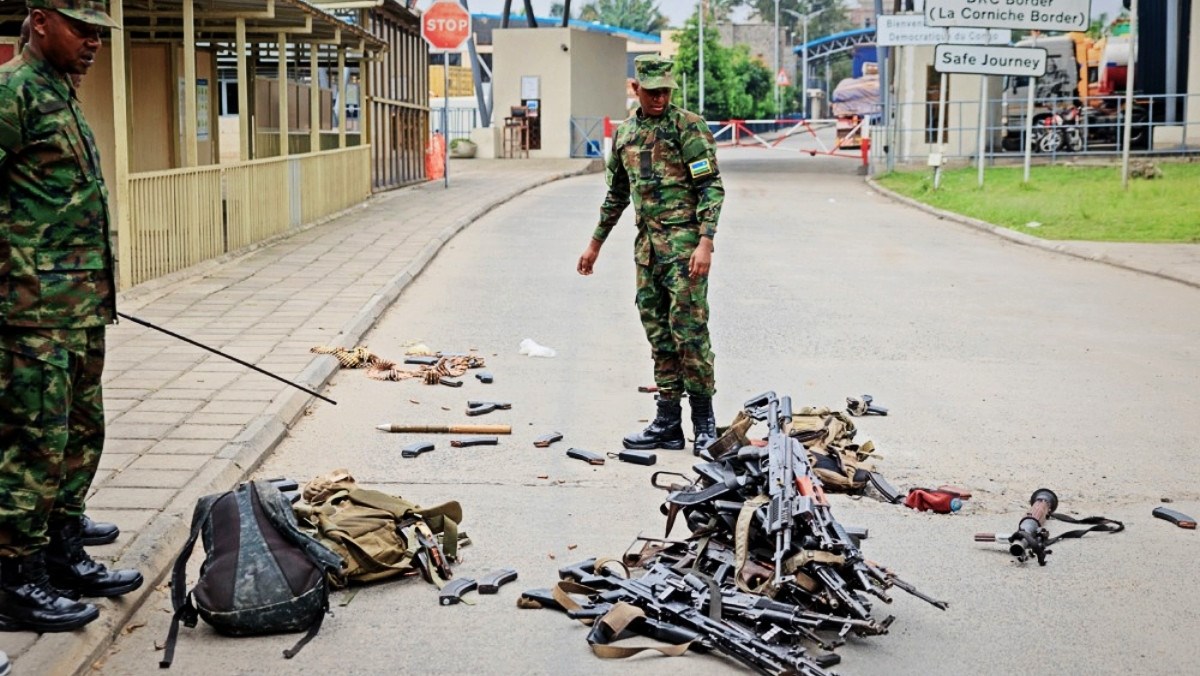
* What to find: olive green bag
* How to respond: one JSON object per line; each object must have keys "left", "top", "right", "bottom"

{"left": 293, "top": 470, "right": 465, "bottom": 587}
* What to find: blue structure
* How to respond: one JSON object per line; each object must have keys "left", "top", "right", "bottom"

{"left": 793, "top": 27, "right": 875, "bottom": 60}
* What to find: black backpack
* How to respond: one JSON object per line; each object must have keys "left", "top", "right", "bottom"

{"left": 159, "top": 481, "right": 345, "bottom": 668}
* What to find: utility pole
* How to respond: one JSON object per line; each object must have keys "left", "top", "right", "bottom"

{"left": 699, "top": 0, "right": 706, "bottom": 116}
{"left": 774, "top": 0, "right": 780, "bottom": 115}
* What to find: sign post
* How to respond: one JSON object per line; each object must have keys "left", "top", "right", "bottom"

{"left": 924, "top": 0, "right": 1088, "bottom": 186}
{"left": 421, "top": 0, "right": 473, "bottom": 188}
{"left": 935, "top": 41, "right": 1048, "bottom": 187}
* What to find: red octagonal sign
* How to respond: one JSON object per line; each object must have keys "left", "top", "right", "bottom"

{"left": 422, "top": 1, "right": 472, "bottom": 52}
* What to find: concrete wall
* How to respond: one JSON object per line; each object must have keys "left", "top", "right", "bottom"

{"left": 492, "top": 27, "right": 625, "bottom": 158}
{"left": 570, "top": 29, "right": 629, "bottom": 126}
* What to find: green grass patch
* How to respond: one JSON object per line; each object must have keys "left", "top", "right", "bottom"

{"left": 876, "top": 162, "right": 1200, "bottom": 243}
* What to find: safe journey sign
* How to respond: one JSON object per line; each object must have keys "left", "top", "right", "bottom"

{"left": 934, "top": 44, "right": 1049, "bottom": 77}
{"left": 877, "top": 14, "right": 1011, "bottom": 46}
{"left": 924, "top": 0, "right": 1091, "bottom": 32}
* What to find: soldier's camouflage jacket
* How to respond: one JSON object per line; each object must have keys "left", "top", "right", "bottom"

{"left": 0, "top": 49, "right": 116, "bottom": 334}
{"left": 593, "top": 104, "right": 724, "bottom": 265}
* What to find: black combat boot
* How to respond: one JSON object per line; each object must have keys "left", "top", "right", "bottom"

{"left": 80, "top": 515, "right": 119, "bottom": 547}
{"left": 46, "top": 519, "right": 143, "bottom": 598}
{"left": 690, "top": 395, "right": 718, "bottom": 457}
{"left": 0, "top": 551, "right": 99, "bottom": 632}
{"left": 623, "top": 398, "right": 686, "bottom": 450}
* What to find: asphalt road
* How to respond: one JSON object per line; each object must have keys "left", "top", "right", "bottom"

{"left": 97, "top": 149, "right": 1200, "bottom": 675}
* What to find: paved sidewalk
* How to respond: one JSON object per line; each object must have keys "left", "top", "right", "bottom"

{"left": 869, "top": 178, "right": 1200, "bottom": 289}
{"left": 0, "top": 157, "right": 596, "bottom": 676}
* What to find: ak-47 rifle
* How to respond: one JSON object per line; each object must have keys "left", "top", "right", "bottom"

{"left": 560, "top": 561, "right": 834, "bottom": 676}
{"left": 745, "top": 392, "right": 948, "bottom": 616}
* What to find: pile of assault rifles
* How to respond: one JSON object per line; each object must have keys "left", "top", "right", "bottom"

{"left": 529, "top": 391, "right": 947, "bottom": 675}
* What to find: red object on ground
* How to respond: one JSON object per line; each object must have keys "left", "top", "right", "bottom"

{"left": 860, "top": 136, "right": 871, "bottom": 168}
{"left": 905, "top": 489, "right": 962, "bottom": 514}
{"left": 425, "top": 133, "right": 445, "bottom": 180}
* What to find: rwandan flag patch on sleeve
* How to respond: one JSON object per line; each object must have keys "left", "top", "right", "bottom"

{"left": 688, "top": 158, "right": 713, "bottom": 178}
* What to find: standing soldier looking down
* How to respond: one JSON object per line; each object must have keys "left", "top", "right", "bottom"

{"left": 0, "top": 0, "right": 143, "bottom": 634}
{"left": 577, "top": 55, "right": 725, "bottom": 455}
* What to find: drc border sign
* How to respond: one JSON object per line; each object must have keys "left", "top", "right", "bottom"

{"left": 421, "top": 0, "right": 472, "bottom": 52}
{"left": 924, "top": 0, "right": 1090, "bottom": 32}
{"left": 877, "top": 14, "right": 1011, "bottom": 46}
{"left": 934, "top": 44, "right": 1048, "bottom": 77}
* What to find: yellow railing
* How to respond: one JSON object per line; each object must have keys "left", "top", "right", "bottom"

{"left": 124, "top": 146, "right": 372, "bottom": 287}
{"left": 294, "top": 147, "right": 372, "bottom": 225}
{"left": 126, "top": 165, "right": 223, "bottom": 285}
{"left": 255, "top": 131, "right": 362, "bottom": 158}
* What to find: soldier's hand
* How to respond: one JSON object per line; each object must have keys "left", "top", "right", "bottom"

{"left": 578, "top": 239, "right": 603, "bottom": 276}
{"left": 689, "top": 237, "right": 714, "bottom": 278}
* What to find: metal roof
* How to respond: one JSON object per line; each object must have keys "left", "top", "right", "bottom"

{"left": 0, "top": 0, "right": 385, "bottom": 51}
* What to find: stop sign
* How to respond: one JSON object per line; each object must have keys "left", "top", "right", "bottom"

{"left": 421, "top": 1, "right": 472, "bottom": 52}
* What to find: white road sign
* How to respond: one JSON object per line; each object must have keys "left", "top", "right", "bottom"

{"left": 934, "top": 44, "right": 1048, "bottom": 76}
{"left": 877, "top": 14, "right": 1011, "bottom": 46}
{"left": 924, "top": 0, "right": 1091, "bottom": 32}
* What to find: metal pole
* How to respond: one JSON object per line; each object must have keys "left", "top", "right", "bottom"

{"left": 117, "top": 313, "right": 337, "bottom": 405}
{"left": 934, "top": 72, "right": 948, "bottom": 190}
{"left": 976, "top": 34, "right": 990, "bottom": 187}
{"left": 1023, "top": 33, "right": 1037, "bottom": 183}
{"left": 699, "top": 0, "right": 705, "bottom": 116}
{"left": 774, "top": 0, "right": 780, "bottom": 115}
{"left": 1121, "top": 0, "right": 1139, "bottom": 189}
{"left": 443, "top": 55, "right": 450, "bottom": 188}
{"left": 873, "top": 0, "right": 891, "bottom": 172}
{"left": 802, "top": 18, "right": 808, "bottom": 119}
{"left": 977, "top": 75, "right": 987, "bottom": 187}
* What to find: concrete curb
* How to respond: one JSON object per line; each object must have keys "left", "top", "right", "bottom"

{"left": 27, "top": 167, "right": 594, "bottom": 676}
{"left": 865, "top": 177, "right": 1200, "bottom": 291}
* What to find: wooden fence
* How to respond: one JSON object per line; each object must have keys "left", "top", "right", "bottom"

{"left": 124, "top": 146, "right": 371, "bottom": 287}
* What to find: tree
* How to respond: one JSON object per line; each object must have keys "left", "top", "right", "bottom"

{"left": 671, "top": 13, "right": 779, "bottom": 119}
{"left": 577, "top": 0, "right": 668, "bottom": 33}
{"left": 549, "top": 2, "right": 572, "bottom": 18}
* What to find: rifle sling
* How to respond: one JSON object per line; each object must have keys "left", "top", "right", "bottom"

{"left": 587, "top": 602, "right": 693, "bottom": 660}
{"left": 1045, "top": 512, "right": 1125, "bottom": 546}
{"left": 733, "top": 495, "right": 772, "bottom": 595}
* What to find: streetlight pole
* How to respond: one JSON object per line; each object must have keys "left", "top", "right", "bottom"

{"left": 774, "top": 0, "right": 780, "bottom": 115}
{"left": 699, "top": 0, "right": 705, "bottom": 115}
{"left": 784, "top": 6, "right": 825, "bottom": 119}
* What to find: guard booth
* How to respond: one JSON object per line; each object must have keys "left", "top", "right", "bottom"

{"left": 0, "top": 0, "right": 385, "bottom": 290}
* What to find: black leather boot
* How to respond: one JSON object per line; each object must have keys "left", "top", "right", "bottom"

{"left": 46, "top": 519, "right": 143, "bottom": 598}
{"left": 623, "top": 398, "right": 686, "bottom": 450}
{"left": 0, "top": 551, "right": 99, "bottom": 632}
{"left": 80, "top": 515, "right": 119, "bottom": 547}
{"left": 690, "top": 395, "right": 718, "bottom": 456}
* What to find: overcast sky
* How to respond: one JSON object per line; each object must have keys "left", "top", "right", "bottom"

{"left": 449, "top": 0, "right": 1126, "bottom": 31}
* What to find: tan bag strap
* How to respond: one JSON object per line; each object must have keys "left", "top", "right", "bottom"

{"left": 588, "top": 602, "right": 693, "bottom": 659}
{"left": 734, "top": 495, "right": 773, "bottom": 595}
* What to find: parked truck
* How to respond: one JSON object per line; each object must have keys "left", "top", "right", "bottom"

{"left": 1000, "top": 30, "right": 1149, "bottom": 153}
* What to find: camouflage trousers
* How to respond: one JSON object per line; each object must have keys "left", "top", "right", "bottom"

{"left": 634, "top": 255, "right": 715, "bottom": 401}
{"left": 0, "top": 328, "right": 106, "bottom": 556}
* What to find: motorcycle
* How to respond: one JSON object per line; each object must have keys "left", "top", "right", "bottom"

{"left": 1031, "top": 105, "right": 1085, "bottom": 153}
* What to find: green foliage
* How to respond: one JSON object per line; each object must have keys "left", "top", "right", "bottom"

{"left": 876, "top": 164, "right": 1200, "bottom": 243}
{"left": 578, "top": 0, "right": 667, "bottom": 33}
{"left": 671, "top": 14, "right": 780, "bottom": 119}
{"left": 549, "top": 2, "right": 569, "bottom": 18}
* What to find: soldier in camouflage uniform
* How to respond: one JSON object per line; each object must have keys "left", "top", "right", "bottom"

{"left": 577, "top": 55, "right": 725, "bottom": 455}
{"left": 0, "top": 0, "right": 143, "bottom": 633}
